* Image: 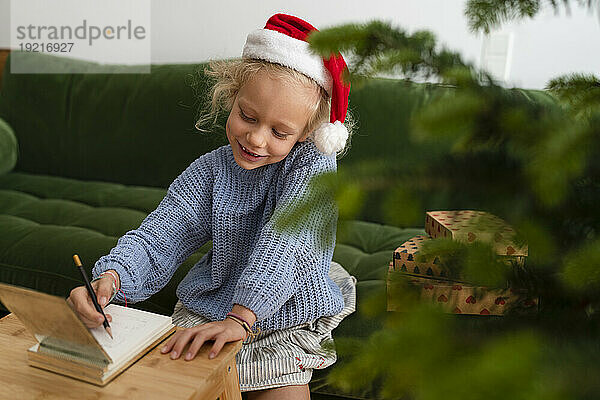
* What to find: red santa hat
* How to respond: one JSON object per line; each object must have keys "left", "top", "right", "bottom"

{"left": 242, "top": 13, "right": 351, "bottom": 155}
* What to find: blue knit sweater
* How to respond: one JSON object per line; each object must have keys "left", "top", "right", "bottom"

{"left": 92, "top": 140, "right": 345, "bottom": 332}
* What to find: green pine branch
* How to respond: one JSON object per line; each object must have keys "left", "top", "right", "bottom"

{"left": 464, "top": 0, "right": 598, "bottom": 33}
{"left": 284, "top": 9, "right": 600, "bottom": 400}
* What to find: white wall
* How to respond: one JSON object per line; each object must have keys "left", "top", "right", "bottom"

{"left": 1, "top": 0, "right": 598, "bottom": 89}
{"left": 498, "top": 5, "right": 600, "bottom": 89}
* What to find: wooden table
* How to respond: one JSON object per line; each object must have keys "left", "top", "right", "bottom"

{"left": 0, "top": 313, "right": 243, "bottom": 399}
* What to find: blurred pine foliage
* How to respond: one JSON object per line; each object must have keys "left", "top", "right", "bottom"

{"left": 289, "top": 1, "right": 600, "bottom": 398}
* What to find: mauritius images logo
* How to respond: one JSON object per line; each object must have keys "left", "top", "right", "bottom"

{"left": 15, "top": 19, "right": 146, "bottom": 46}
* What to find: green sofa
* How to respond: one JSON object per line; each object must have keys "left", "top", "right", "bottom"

{"left": 0, "top": 51, "right": 434, "bottom": 399}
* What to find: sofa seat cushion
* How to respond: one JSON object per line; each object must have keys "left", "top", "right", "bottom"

{"left": 310, "top": 222, "right": 426, "bottom": 399}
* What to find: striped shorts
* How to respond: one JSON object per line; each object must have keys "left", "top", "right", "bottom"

{"left": 171, "top": 261, "right": 357, "bottom": 392}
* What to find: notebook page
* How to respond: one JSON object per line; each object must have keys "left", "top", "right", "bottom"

{"left": 90, "top": 304, "right": 172, "bottom": 365}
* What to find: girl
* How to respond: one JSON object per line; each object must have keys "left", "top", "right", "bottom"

{"left": 68, "top": 13, "right": 357, "bottom": 400}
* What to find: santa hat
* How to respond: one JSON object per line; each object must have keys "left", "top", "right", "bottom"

{"left": 242, "top": 13, "right": 351, "bottom": 155}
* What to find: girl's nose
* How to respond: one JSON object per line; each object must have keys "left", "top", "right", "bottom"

{"left": 246, "top": 128, "right": 267, "bottom": 148}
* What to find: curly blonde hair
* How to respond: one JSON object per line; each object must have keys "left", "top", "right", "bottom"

{"left": 193, "top": 58, "right": 354, "bottom": 157}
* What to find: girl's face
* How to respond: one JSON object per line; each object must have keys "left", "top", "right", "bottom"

{"left": 226, "top": 69, "right": 319, "bottom": 170}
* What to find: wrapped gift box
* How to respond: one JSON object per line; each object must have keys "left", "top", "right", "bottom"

{"left": 425, "top": 210, "right": 527, "bottom": 267}
{"left": 387, "top": 263, "right": 538, "bottom": 315}
{"left": 388, "top": 210, "right": 536, "bottom": 315}
{"left": 393, "top": 235, "right": 451, "bottom": 279}
{"left": 425, "top": 210, "right": 527, "bottom": 259}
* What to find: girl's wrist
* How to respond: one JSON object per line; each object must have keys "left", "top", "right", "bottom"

{"left": 231, "top": 304, "right": 257, "bottom": 327}
{"left": 224, "top": 317, "right": 249, "bottom": 340}
{"left": 101, "top": 270, "right": 120, "bottom": 291}
{"left": 225, "top": 314, "right": 261, "bottom": 342}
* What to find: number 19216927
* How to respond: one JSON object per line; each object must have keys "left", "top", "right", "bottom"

{"left": 19, "top": 42, "right": 74, "bottom": 52}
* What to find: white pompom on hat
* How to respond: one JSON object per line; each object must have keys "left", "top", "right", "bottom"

{"left": 242, "top": 13, "right": 351, "bottom": 155}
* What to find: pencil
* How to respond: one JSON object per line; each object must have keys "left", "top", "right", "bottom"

{"left": 72, "top": 254, "right": 113, "bottom": 339}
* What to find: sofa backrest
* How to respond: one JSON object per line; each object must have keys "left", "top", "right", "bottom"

{"left": 0, "top": 52, "right": 229, "bottom": 188}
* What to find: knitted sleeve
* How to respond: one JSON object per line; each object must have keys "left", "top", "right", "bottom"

{"left": 231, "top": 151, "right": 337, "bottom": 321}
{"left": 92, "top": 156, "right": 213, "bottom": 303}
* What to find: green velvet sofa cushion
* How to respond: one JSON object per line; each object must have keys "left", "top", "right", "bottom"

{"left": 0, "top": 118, "right": 17, "bottom": 175}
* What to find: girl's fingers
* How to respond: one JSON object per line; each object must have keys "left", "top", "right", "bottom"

{"left": 68, "top": 285, "right": 114, "bottom": 328}
{"left": 84, "top": 313, "right": 112, "bottom": 328}
{"left": 185, "top": 332, "right": 211, "bottom": 360}
{"left": 167, "top": 328, "right": 200, "bottom": 359}
{"left": 161, "top": 328, "right": 194, "bottom": 353}
{"left": 67, "top": 297, "right": 95, "bottom": 327}
{"left": 161, "top": 322, "right": 241, "bottom": 361}
{"left": 161, "top": 330, "right": 181, "bottom": 354}
{"left": 208, "top": 336, "right": 227, "bottom": 360}
{"left": 69, "top": 287, "right": 103, "bottom": 326}
{"left": 92, "top": 278, "right": 115, "bottom": 308}
{"left": 84, "top": 290, "right": 108, "bottom": 325}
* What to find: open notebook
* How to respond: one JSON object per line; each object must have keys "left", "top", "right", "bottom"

{"left": 0, "top": 283, "right": 176, "bottom": 386}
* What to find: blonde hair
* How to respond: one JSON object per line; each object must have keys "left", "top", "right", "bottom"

{"left": 193, "top": 58, "right": 355, "bottom": 157}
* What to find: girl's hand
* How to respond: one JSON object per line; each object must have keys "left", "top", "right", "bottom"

{"left": 161, "top": 318, "right": 247, "bottom": 361}
{"left": 66, "top": 271, "right": 119, "bottom": 328}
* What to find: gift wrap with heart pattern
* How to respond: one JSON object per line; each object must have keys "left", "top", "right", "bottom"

{"left": 387, "top": 210, "right": 537, "bottom": 316}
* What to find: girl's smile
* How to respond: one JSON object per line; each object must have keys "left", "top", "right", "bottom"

{"left": 237, "top": 139, "right": 267, "bottom": 161}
